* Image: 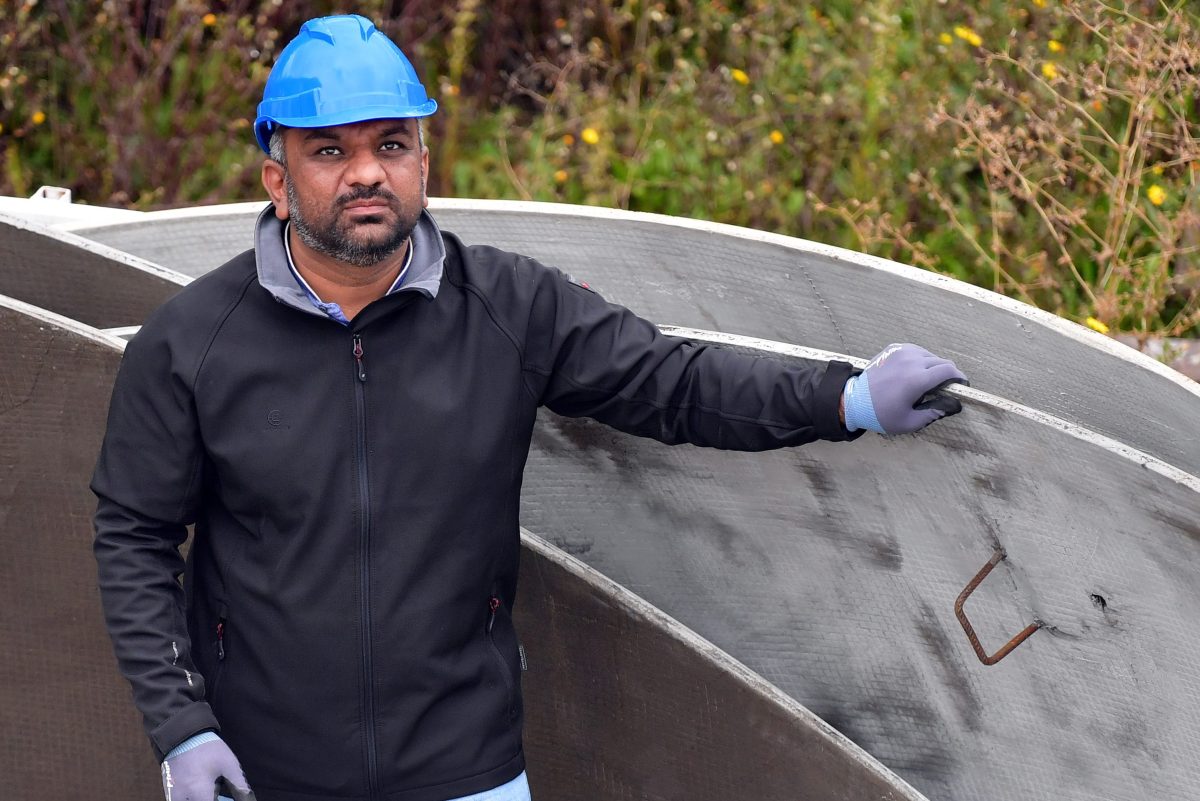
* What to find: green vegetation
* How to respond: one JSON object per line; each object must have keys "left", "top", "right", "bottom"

{"left": 3, "top": 0, "right": 1197, "bottom": 339}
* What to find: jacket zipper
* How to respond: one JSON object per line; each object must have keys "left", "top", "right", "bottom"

{"left": 352, "top": 333, "right": 379, "bottom": 796}
{"left": 487, "top": 596, "right": 516, "bottom": 718}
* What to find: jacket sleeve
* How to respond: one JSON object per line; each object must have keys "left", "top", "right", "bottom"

{"left": 519, "top": 264, "right": 863, "bottom": 450}
{"left": 90, "top": 320, "right": 220, "bottom": 760}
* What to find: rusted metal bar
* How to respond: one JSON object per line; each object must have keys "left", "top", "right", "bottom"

{"left": 954, "top": 549, "right": 1041, "bottom": 666}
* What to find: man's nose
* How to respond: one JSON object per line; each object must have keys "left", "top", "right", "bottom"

{"left": 343, "top": 148, "right": 387, "bottom": 187}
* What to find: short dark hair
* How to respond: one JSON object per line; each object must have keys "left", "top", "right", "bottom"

{"left": 268, "top": 125, "right": 288, "bottom": 166}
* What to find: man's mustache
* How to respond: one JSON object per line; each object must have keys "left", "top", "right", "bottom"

{"left": 336, "top": 187, "right": 398, "bottom": 207}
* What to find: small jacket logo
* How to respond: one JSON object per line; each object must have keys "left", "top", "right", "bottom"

{"left": 267, "top": 409, "right": 284, "bottom": 428}
{"left": 566, "top": 274, "right": 596, "bottom": 293}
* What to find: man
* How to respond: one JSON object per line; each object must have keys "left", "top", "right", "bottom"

{"left": 92, "top": 14, "right": 967, "bottom": 801}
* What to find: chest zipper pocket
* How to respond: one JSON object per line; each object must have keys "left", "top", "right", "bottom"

{"left": 208, "top": 604, "right": 228, "bottom": 704}
{"left": 486, "top": 596, "right": 517, "bottom": 719}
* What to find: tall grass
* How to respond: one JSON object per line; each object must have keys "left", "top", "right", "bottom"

{"left": 2, "top": 0, "right": 1196, "bottom": 338}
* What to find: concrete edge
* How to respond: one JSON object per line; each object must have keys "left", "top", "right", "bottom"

{"left": 0, "top": 293, "right": 129, "bottom": 352}
{"left": 660, "top": 325, "right": 1200, "bottom": 493}
{"left": 518, "top": 526, "right": 931, "bottom": 801}
{"left": 0, "top": 210, "right": 191, "bottom": 288}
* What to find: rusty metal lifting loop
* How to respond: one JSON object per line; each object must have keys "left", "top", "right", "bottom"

{"left": 954, "top": 549, "right": 1041, "bottom": 666}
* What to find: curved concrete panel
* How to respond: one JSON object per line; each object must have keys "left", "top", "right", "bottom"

{"left": 517, "top": 529, "right": 926, "bottom": 800}
{"left": 0, "top": 212, "right": 186, "bottom": 329}
{"left": 0, "top": 295, "right": 921, "bottom": 800}
{"left": 0, "top": 297, "right": 155, "bottom": 801}
{"left": 32, "top": 201, "right": 1200, "bottom": 799}
{"left": 65, "top": 200, "right": 1200, "bottom": 477}
{"left": 516, "top": 334, "right": 1200, "bottom": 801}
{"left": 62, "top": 202, "right": 263, "bottom": 279}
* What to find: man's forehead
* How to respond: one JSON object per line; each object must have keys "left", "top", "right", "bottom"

{"left": 297, "top": 119, "right": 419, "bottom": 141}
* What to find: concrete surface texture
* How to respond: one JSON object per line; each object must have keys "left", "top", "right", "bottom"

{"left": 66, "top": 200, "right": 1200, "bottom": 478}
{"left": 5, "top": 201, "right": 1200, "bottom": 800}
{"left": 0, "top": 212, "right": 186, "bottom": 329}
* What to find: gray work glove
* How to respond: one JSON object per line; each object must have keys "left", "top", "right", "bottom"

{"left": 161, "top": 732, "right": 255, "bottom": 801}
{"left": 842, "top": 343, "right": 968, "bottom": 434}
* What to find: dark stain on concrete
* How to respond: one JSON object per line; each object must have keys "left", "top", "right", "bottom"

{"left": 798, "top": 460, "right": 837, "bottom": 498}
{"left": 1150, "top": 507, "right": 1200, "bottom": 543}
{"left": 914, "top": 600, "right": 983, "bottom": 732}
{"left": 814, "top": 694, "right": 958, "bottom": 795}
{"left": 971, "top": 471, "right": 1012, "bottom": 502}
{"left": 545, "top": 536, "right": 593, "bottom": 558}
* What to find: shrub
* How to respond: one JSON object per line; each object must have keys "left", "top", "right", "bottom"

{"left": 2, "top": 0, "right": 1196, "bottom": 338}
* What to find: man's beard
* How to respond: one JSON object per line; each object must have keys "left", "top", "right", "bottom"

{"left": 286, "top": 175, "right": 419, "bottom": 268}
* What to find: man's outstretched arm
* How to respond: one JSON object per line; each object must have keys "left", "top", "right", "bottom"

{"left": 518, "top": 263, "right": 966, "bottom": 448}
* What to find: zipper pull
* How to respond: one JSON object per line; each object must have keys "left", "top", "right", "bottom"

{"left": 352, "top": 334, "right": 366, "bottom": 382}
{"left": 487, "top": 597, "right": 500, "bottom": 633}
{"left": 216, "top": 621, "right": 226, "bottom": 661}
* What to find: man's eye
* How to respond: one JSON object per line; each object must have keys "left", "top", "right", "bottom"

{"left": 380, "top": 141, "right": 408, "bottom": 151}
{"left": 316, "top": 146, "right": 341, "bottom": 156}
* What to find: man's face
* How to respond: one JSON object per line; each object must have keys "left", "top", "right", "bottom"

{"left": 264, "top": 118, "right": 429, "bottom": 268}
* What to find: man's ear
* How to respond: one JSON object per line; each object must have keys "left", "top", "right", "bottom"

{"left": 261, "top": 158, "right": 289, "bottom": 220}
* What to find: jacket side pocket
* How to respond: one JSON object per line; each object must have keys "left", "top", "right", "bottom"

{"left": 485, "top": 596, "right": 517, "bottom": 719}
{"left": 207, "top": 603, "right": 228, "bottom": 705}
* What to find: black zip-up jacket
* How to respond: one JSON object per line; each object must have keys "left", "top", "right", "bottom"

{"left": 92, "top": 211, "right": 858, "bottom": 801}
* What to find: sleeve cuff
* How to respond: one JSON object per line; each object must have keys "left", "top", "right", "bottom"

{"left": 150, "top": 701, "right": 221, "bottom": 762}
{"left": 813, "top": 360, "right": 866, "bottom": 442}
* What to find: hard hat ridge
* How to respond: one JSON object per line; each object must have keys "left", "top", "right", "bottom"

{"left": 253, "top": 14, "right": 438, "bottom": 154}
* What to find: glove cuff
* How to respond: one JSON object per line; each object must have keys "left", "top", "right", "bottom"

{"left": 843, "top": 374, "right": 882, "bottom": 434}
{"left": 164, "top": 731, "right": 221, "bottom": 761}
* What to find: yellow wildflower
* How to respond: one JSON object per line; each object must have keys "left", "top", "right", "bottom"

{"left": 1151, "top": 164, "right": 1163, "bottom": 176}
{"left": 561, "top": 133, "right": 575, "bottom": 146}
{"left": 554, "top": 169, "right": 568, "bottom": 184}
{"left": 1041, "top": 62, "right": 1058, "bottom": 80}
{"left": 1048, "top": 39, "right": 1063, "bottom": 53}
{"left": 1147, "top": 184, "right": 1166, "bottom": 206}
{"left": 31, "top": 110, "right": 46, "bottom": 125}
{"left": 953, "top": 26, "right": 982, "bottom": 47}
{"left": 730, "top": 68, "right": 750, "bottom": 86}
{"left": 1085, "top": 317, "right": 1109, "bottom": 334}
{"left": 581, "top": 127, "right": 600, "bottom": 145}
{"left": 939, "top": 33, "right": 953, "bottom": 46}
{"left": 1033, "top": 0, "right": 1046, "bottom": 7}
{"left": 769, "top": 129, "right": 784, "bottom": 145}
{"left": 0, "top": 122, "right": 4, "bottom": 135}
{"left": 202, "top": 12, "right": 217, "bottom": 26}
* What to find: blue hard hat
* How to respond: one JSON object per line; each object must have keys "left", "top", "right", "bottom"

{"left": 254, "top": 15, "right": 437, "bottom": 154}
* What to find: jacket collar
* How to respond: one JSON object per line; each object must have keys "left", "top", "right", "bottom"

{"left": 254, "top": 203, "right": 445, "bottom": 318}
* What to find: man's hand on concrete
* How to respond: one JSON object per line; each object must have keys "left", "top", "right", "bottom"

{"left": 842, "top": 343, "right": 968, "bottom": 435}
{"left": 161, "top": 733, "right": 255, "bottom": 801}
